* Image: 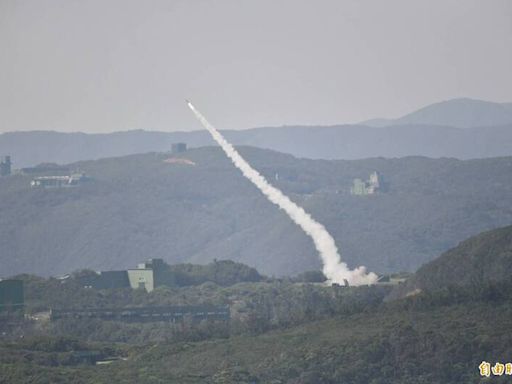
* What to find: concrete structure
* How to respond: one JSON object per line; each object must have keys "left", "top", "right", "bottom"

{"left": 350, "top": 171, "right": 382, "bottom": 195}
{"left": 75, "top": 259, "right": 166, "bottom": 292}
{"left": 0, "top": 279, "right": 24, "bottom": 314}
{"left": 127, "top": 269, "right": 155, "bottom": 292}
{"left": 0, "top": 156, "right": 11, "bottom": 176}
{"left": 127, "top": 258, "right": 165, "bottom": 292}
{"left": 171, "top": 142, "right": 187, "bottom": 154}
{"left": 31, "top": 173, "right": 88, "bottom": 188}
{"left": 369, "top": 171, "right": 380, "bottom": 190}
{"left": 351, "top": 178, "right": 367, "bottom": 195}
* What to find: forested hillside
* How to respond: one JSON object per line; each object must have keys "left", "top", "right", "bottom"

{"left": 1, "top": 147, "right": 512, "bottom": 278}
{"left": 389, "top": 225, "right": 512, "bottom": 300}
{"left": 3, "top": 262, "right": 512, "bottom": 383}
{"left": 4, "top": 226, "right": 512, "bottom": 383}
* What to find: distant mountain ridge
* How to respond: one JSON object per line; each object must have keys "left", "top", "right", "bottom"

{"left": 1, "top": 98, "right": 512, "bottom": 167}
{"left": 361, "top": 98, "right": 512, "bottom": 128}
{"left": 1, "top": 124, "right": 512, "bottom": 168}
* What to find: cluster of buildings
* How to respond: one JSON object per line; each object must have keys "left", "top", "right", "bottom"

{"left": 78, "top": 258, "right": 166, "bottom": 293}
{"left": 30, "top": 173, "right": 88, "bottom": 188}
{"left": 0, "top": 155, "right": 89, "bottom": 188}
{"left": 1, "top": 143, "right": 189, "bottom": 187}
{"left": 1, "top": 259, "right": 231, "bottom": 324}
{"left": 350, "top": 171, "right": 382, "bottom": 195}
{"left": 0, "top": 259, "right": 169, "bottom": 319}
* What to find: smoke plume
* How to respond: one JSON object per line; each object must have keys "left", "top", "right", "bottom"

{"left": 187, "top": 101, "right": 377, "bottom": 286}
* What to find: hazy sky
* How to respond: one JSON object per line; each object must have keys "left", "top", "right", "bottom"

{"left": 1, "top": 0, "right": 511, "bottom": 133}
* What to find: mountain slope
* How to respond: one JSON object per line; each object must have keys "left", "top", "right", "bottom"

{"left": 362, "top": 98, "right": 512, "bottom": 128}
{"left": 389, "top": 225, "right": 512, "bottom": 300}
{"left": 1, "top": 147, "right": 512, "bottom": 278}
{"left": 396, "top": 98, "right": 512, "bottom": 127}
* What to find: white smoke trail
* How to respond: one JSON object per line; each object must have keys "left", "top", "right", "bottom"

{"left": 186, "top": 101, "right": 377, "bottom": 286}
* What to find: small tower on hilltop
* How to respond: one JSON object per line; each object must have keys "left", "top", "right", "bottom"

{"left": 171, "top": 143, "right": 187, "bottom": 154}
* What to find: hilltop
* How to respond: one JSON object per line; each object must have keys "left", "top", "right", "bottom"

{"left": 1, "top": 147, "right": 512, "bottom": 278}
{"left": 389, "top": 225, "right": 512, "bottom": 300}
{"left": 362, "top": 98, "right": 512, "bottom": 128}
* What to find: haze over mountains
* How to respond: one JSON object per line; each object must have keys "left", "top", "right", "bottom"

{"left": 2, "top": 98, "right": 512, "bottom": 168}
{"left": 360, "top": 97, "right": 512, "bottom": 127}
{"left": 1, "top": 147, "right": 511, "bottom": 278}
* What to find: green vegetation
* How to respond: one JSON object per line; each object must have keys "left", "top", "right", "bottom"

{"left": 2, "top": 149, "right": 512, "bottom": 382}
{"left": 1, "top": 148, "right": 512, "bottom": 279}
{"left": 163, "top": 259, "right": 263, "bottom": 287}
{"left": 2, "top": 276, "right": 512, "bottom": 383}
{"left": 0, "top": 260, "right": 396, "bottom": 383}
{"left": 14, "top": 265, "right": 389, "bottom": 344}
{"left": 4, "top": 223, "right": 512, "bottom": 383}
{"left": 390, "top": 224, "right": 512, "bottom": 300}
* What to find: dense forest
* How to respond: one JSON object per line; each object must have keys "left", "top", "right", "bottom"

{"left": 1, "top": 275, "right": 511, "bottom": 383}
